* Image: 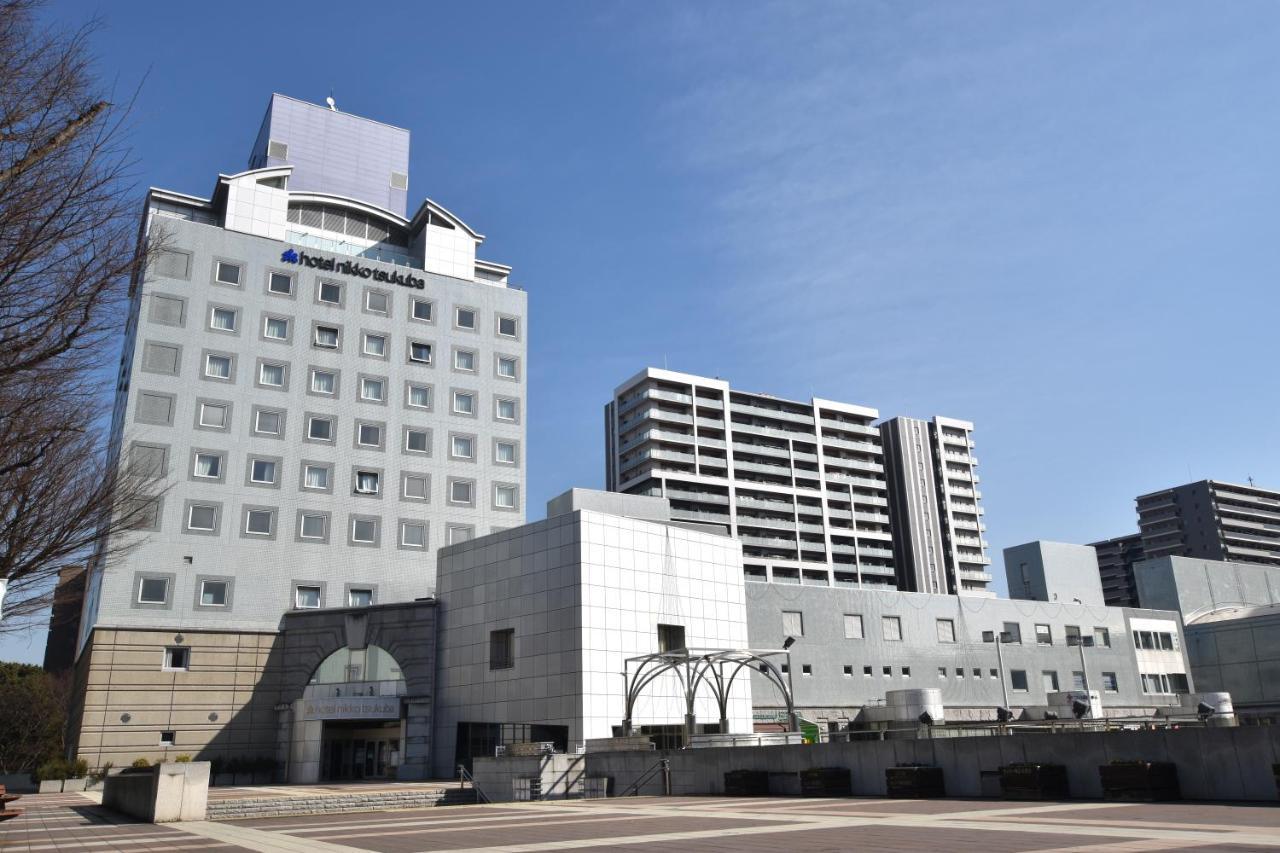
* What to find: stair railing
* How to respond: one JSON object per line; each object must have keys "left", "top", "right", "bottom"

{"left": 616, "top": 758, "right": 671, "bottom": 797}
{"left": 457, "top": 764, "right": 492, "bottom": 804}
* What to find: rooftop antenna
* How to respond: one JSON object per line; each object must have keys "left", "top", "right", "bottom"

{"left": 1248, "top": 475, "right": 1255, "bottom": 487}
{"left": 326, "top": 90, "right": 337, "bottom": 111}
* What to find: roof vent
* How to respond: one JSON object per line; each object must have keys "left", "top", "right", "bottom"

{"left": 390, "top": 171, "right": 408, "bottom": 190}
{"left": 267, "top": 139, "right": 289, "bottom": 160}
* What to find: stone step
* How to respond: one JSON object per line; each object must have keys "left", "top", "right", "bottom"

{"left": 208, "top": 789, "right": 455, "bottom": 820}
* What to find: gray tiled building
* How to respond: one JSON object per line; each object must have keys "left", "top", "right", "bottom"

{"left": 1137, "top": 480, "right": 1280, "bottom": 569}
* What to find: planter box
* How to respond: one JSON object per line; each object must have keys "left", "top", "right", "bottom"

{"left": 38, "top": 780, "right": 63, "bottom": 794}
{"left": 724, "top": 770, "right": 770, "bottom": 797}
{"left": 61, "top": 778, "right": 87, "bottom": 792}
{"left": 886, "top": 765, "right": 946, "bottom": 799}
{"left": 1000, "top": 764, "right": 1069, "bottom": 800}
{"left": 1099, "top": 762, "right": 1180, "bottom": 802}
{"left": 800, "top": 767, "right": 851, "bottom": 798}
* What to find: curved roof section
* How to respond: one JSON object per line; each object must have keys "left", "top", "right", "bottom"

{"left": 286, "top": 191, "right": 410, "bottom": 229}
{"left": 1187, "top": 602, "right": 1280, "bottom": 624}
{"left": 408, "top": 198, "right": 485, "bottom": 242}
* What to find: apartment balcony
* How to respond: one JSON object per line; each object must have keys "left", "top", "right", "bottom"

{"left": 618, "top": 427, "right": 695, "bottom": 455}
{"left": 819, "top": 417, "right": 879, "bottom": 437}
{"left": 616, "top": 386, "right": 693, "bottom": 414}
{"left": 792, "top": 450, "right": 819, "bottom": 464}
{"left": 665, "top": 486, "right": 730, "bottom": 505}
{"left": 732, "top": 440, "right": 791, "bottom": 460}
{"left": 797, "top": 522, "right": 827, "bottom": 535}
{"left": 730, "top": 399, "right": 815, "bottom": 427}
{"left": 952, "top": 519, "right": 981, "bottom": 532}
{"left": 820, "top": 434, "right": 880, "bottom": 454}
{"left": 739, "top": 533, "right": 800, "bottom": 552}
{"left": 694, "top": 396, "right": 724, "bottom": 410}
{"left": 824, "top": 457, "right": 885, "bottom": 476}
{"left": 696, "top": 436, "right": 726, "bottom": 450}
{"left": 695, "top": 416, "right": 727, "bottom": 431}
{"left": 1218, "top": 505, "right": 1280, "bottom": 526}
{"left": 624, "top": 406, "right": 695, "bottom": 429}
{"left": 731, "top": 419, "right": 815, "bottom": 442}
{"left": 824, "top": 473, "right": 885, "bottom": 491}
{"left": 1220, "top": 529, "right": 1280, "bottom": 549}
{"left": 736, "top": 494, "right": 794, "bottom": 512}
{"left": 733, "top": 459, "right": 795, "bottom": 478}
{"left": 856, "top": 527, "right": 893, "bottom": 541}
{"left": 854, "top": 512, "right": 890, "bottom": 525}
{"left": 737, "top": 515, "right": 798, "bottom": 533}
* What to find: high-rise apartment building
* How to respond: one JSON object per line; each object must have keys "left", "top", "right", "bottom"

{"left": 604, "top": 369, "right": 992, "bottom": 595}
{"left": 1091, "top": 533, "right": 1146, "bottom": 608}
{"left": 880, "top": 417, "right": 992, "bottom": 595}
{"left": 70, "top": 94, "right": 525, "bottom": 763}
{"left": 1136, "top": 480, "right": 1280, "bottom": 568}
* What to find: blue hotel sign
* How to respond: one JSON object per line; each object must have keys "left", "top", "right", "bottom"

{"left": 281, "top": 248, "right": 426, "bottom": 290}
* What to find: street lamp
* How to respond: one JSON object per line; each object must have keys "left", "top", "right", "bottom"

{"left": 1067, "top": 633, "right": 1094, "bottom": 693}
{"left": 982, "top": 629, "right": 1012, "bottom": 719}
{"left": 783, "top": 636, "right": 798, "bottom": 733}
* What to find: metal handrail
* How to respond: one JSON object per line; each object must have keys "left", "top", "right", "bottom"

{"left": 457, "top": 764, "right": 492, "bottom": 804}
{"left": 616, "top": 758, "right": 671, "bottom": 797}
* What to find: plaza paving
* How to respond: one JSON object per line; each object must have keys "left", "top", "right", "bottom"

{"left": 2, "top": 788, "right": 1279, "bottom": 852}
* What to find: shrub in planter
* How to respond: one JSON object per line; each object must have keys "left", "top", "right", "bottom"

{"left": 174, "top": 755, "right": 192, "bottom": 763}
{"left": 68, "top": 759, "right": 88, "bottom": 779}
{"left": 35, "top": 759, "right": 69, "bottom": 783}
{"left": 130, "top": 758, "right": 151, "bottom": 770}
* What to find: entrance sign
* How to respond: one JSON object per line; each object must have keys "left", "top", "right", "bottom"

{"left": 301, "top": 696, "right": 400, "bottom": 721}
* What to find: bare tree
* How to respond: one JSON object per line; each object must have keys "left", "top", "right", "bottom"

{"left": 0, "top": 0, "right": 157, "bottom": 630}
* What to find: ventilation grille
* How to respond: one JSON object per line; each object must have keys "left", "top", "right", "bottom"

{"left": 390, "top": 171, "right": 408, "bottom": 190}
{"left": 267, "top": 139, "right": 289, "bottom": 159}
{"left": 285, "top": 202, "right": 407, "bottom": 247}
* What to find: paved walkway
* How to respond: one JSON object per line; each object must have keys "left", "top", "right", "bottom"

{"left": 3, "top": 791, "right": 1278, "bottom": 851}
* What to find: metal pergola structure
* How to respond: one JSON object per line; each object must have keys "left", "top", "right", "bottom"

{"left": 621, "top": 647, "right": 798, "bottom": 742}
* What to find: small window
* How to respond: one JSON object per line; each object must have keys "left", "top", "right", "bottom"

{"left": 295, "top": 585, "right": 322, "bottom": 609}
{"left": 365, "top": 290, "right": 389, "bottom": 314}
{"left": 1035, "top": 624, "right": 1053, "bottom": 645}
{"left": 495, "top": 441, "right": 517, "bottom": 464}
{"left": 804, "top": 665, "right": 815, "bottom": 676}
{"left": 1101, "top": 671, "right": 1119, "bottom": 692}
{"left": 455, "top": 307, "right": 477, "bottom": 330}
{"left": 451, "top": 435, "right": 474, "bottom": 459}
{"left": 862, "top": 665, "right": 872, "bottom": 677}
{"left": 163, "top": 646, "right": 189, "bottom": 670}
{"left": 259, "top": 362, "right": 286, "bottom": 387}
{"left": 314, "top": 325, "right": 339, "bottom": 348}
{"left": 1094, "top": 627, "right": 1111, "bottom": 648}
{"left": 200, "top": 580, "right": 227, "bottom": 607}
{"left": 407, "top": 384, "right": 432, "bottom": 409}
{"left": 843, "top": 614, "right": 864, "bottom": 639}
{"left": 198, "top": 402, "right": 228, "bottom": 428}
{"left": 1010, "top": 669, "right": 1029, "bottom": 691}
{"left": 902, "top": 666, "right": 911, "bottom": 678}
{"left": 210, "top": 307, "right": 237, "bottom": 331}
{"left": 490, "top": 628, "right": 514, "bottom": 670}
{"left": 357, "top": 423, "right": 382, "bottom": 447}
{"left": 299, "top": 513, "right": 327, "bottom": 539}
{"left": 400, "top": 521, "right": 427, "bottom": 548}
{"left": 215, "top": 261, "right": 241, "bottom": 285}
{"left": 308, "top": 416, "right": 334, "bottom": 441}
{"left": 882, "top": 615, "right": 902, "bottom": 641}
{"left": 446, "top": 524, "right": 473, "bottom": 545}
{"left": 955, "top": 668, "right": 964, "bottom": 678}
{"left": 187, "top": 504, "right": 218, "bottom": 531}
{"left": 319, "top": 281, "right": 342, "bottom": 305}
{"left": 354, "top": 470, "right": 381, "bottom": 494}
{"left": 159, "top": 731, "right": 177, "bottom": 746}
{"left": 245, "top": 509, "right": 274, "bottom": 536}
{"left": 351, "top": 517, "right": 378, "bottom": 544}
{"left": 782, "top": 610, "right": 804, "bottom": 637}
{"left": 411, "top": 298, "right": 434, "bottom": 322}
{"left": 454, "top": 349, "right": 476, "bottom": 371}
{"left": 193, "top": 452, "right": 222, "bottom": 479}
{"left": 843, "top": 665, "right": 853, "bottom": 677}
{"left": 1071, "top": 670, "right": 1086, "bottom": 691}
{"left": 255, "top": 409, "right": 282, "bottom": 435}
{"left": 311, "top": 369, "right": 336, "bottom": 395}
{"left": 497, "top": 316, "right": 518, "bottom": 337}
{"left": 657, "top": 624, "right": 685, "bottom": 652}
{"left": 360, "top": 377, "right": 385, "bottom": 402}
{"left": 204, "top": 354, "right": 232, "bottom": 379}
{"left": 303, "top": 464, "right": 331, "bottom": 490}
{"left": 453, "top": 391, "right": 474, "bottom": 414}
{"left": 268, "top": 271, "right": 293, "bottom": 295}
{"left": 1002, "top": 622, "right": 1022, "bottom": 644}
{"left": 495, "top": 398, "right": 517, "bottom": 421}
{"left": 409, "top": 341, "right": 433, "bottom": 363}
{"left": 989, "top": 669, "right": 998, "bottom": 678}
{"left": 936, "top": 618, "right": 956, "bottom": 643}
{"left": 495, "top": 484, "right": 518, "bottom": 509}
{"left": 403, "top": 474, "right": 429, "bottom": 500}
{"left": 264, "top": 316, "right": 289, "bottom": 340}
{"left": 449, "top": 479, "right": 474, "bottom": 505}
{"left": 250, "top": 459, "right": 277, "bottom": 484}
{"left": 363, "top": 333, "right": 387, "bottom": 357}
{"left": 348, "top": 588, "right": 373, "bottom": 607}
{"left": 497, "top": 357, "right": 518, "bottom": 379}
{"left": 937, "top": 667, "right": 947, "bottom": 678}
{"left": 1042, "top": 670, "right": 1060, "bottom": 692}
{"left": 406, "top": 429, "right": 430, "bottom": 453}
{"left": 138, "top": 576, "right": 169, "bottom": 604}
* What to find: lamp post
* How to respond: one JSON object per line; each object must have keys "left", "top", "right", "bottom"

{"left": 983, "top": 630, "right": 1012, "bottom": 717}
{"left": 1069, "top": 634, "right": 1094, "bottom": 692}
{"left": 783, "top": 636, "right": 799, "bottom": 733}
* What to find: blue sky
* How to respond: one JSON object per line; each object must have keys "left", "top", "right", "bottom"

{"left": 5, "top": 1, "right": 1279, "bottom": 662}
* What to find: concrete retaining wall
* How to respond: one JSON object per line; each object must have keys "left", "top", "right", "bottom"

{"left": 585, "top": 726, "right": 1280, "bottom": 802}
{"left": 102, "top": 762, "right": 210, "bottom": 822}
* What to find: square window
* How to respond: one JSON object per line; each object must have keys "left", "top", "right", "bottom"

{"left": 495, "top": 484, "right": 517, "bottom": 509}
{"left": 360, "top": 377, "right": 385, "bottom": 402}
{"left": 453, "top": 391, "right": 474, "bottom": 414}
{"left": 268, "top": 271, "right": 293, "bottom": 294}
{"left": 1002, "top": 622, "right": 1022, "bottom": 644}
{"left": 295, "top": 585, "right": 321, "bottom": 609}
{"left": 311, "top": 369, "right": 336, "bottom": 394}
{"left": 451, "top": 435, "right": 474, "bottom": 459}
{"left": 348, "top": 588, "right": 373, "bottom": 607}
{"left": 804, "top": 665, "right": 814, "bottom": 676}
{"left": 497, "top": 357, "right": 518, "bottom": 379}
{"left": 363, "top": 333, "right": 387, "bottom": 357}
{"left": 405, "top": 429, "right": 430, "bottom": 453}
{"left": 782, "top": 611, "right": 804, "bottom": 637}
{"left": 1094, "top": 628, "right": 1111, "bottom": 648}
{"left": 210, "top": 307, "right": 237, "bottom": 331}
{"left": 449, "top": 479, "right": 474, "bottom": 505}
{"left": 193, "top": 452, "right": 222, "bottom": 479}
{"left": 498, "top": 316, "right": 518, "bottom": 337}
{"left": 455, "top": 307, "right": 476, "bottom": 329}
{"left": 409, "top": 341, "right": 432, "bottom": 363}
{"left": 187, "top": 504, "right": 217, "bottom": 531}
{"left": 255, "top": 409, "right": 282, "bottom": 435}
{"left": 215, "top": 261, "right": 241, "bottom": 285}
{"left": 319, "top": 281, "right": 342, "bottom": 304}
{"left": 1011, "top": 670, "right": 1029, "bottom": 691}
{"left": 204, "top": 354, "right": 232, "bottom": 379}
{"left": 200, "top": 581, "right": 227, "bottom": 607}
{"left": 400, "top": 521, "right": 427, "bottom": 548}
{"left": 844, "top": 614, "right": 863, "bottom": 639}
{"left": 357, "top": 423, "right": 382, "bottom": 447}
{"left": 1101, "top": 672, "right": 1119, "bottom": 692}
{"left": 863, "top": 665, "right": 872, "bottom": 677}
{"left": 496, "top": 398, "right": 517, "bottom": 421}
{"left": 882, "top": 666, "right": 891, "bottom": 676}
{"left": 245, "top": 509, "right": 274, "bottom": 535}
{"left": 351, "top": 517, "right": 378, "bottom": 543}
{"left": 657, "top": 624, "right": 685, "bottom": 652}
{"left": 956, "top": 668, "right": 965, "bottom": 678}
{"left": 454, "top": 349, "right": 476, "bottom": 371}
{"left": 902, "top": 666, "right": 911, "bottom": 678}
{"left": 882, "top": 615, "right": 902, "bottom": 641}
{"left": 314, "top": 325, "right": 339, "bottom": 348}
{"left": 250, "top": 459, "right": 277, "bottom": 484}
{"left": 365, "top": 290, "right": 389, "bottom": 314}
{"left": 264, "top": 316, "right": 289, "bottom": 340}
{"left": 138, "top": 577, "right": 169, "bottom": 604}
{"left": 300, "top": 513, "right": 327, "bottom": 539}
{"left": 259, "top": 362, "right": 285, "bottom": 387}
{"left": 308, "top": 417, "right": 333, "bottom": 441}
{"left": 303, "top": 464, "right": 330, "bottom": 490}
{"left": 936, "top": 619, "right": 956, "bottom": 643}
{"left": 198, "top": 402, "right": 227, "bottom": 429}
{"left": 355, "top": 470, "right": 381, "bottom": 494}
{"left": 496, "top": 441, "right": 517, "bottom": 464}
{"left": 843, "top": 665, "right": 853, "bottom": 677}
{"left": 411, "top": 298, "right": 433, "bottom": 322}
{"left": 1035, "top": 624, "right": 1053, "bottom": 645}
{"left": 159, "top": 730, "right": 176, "bottom": 746}
{"left": 403, "top": 474, "right": 429, "bottom": 500}
{"left": 938, "top": 667, "right": 947, "bottom": 678}
{"left": 407, "top": 384, "right": 431, "bottom": 409}
{"left": 446, "top": 524, "right": 473, "bottom": 545}
{"left": 490, "top": 628, "right": 514, "bottom": 670}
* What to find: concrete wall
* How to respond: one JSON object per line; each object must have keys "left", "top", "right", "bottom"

{"left": 1135, "top": 556, "right": 1280, "bottom": 618}
{"left": 1186, "top": 609, "right": 1280, "bottom": 717}
{"left": 102, "top": 762, "right": 209, "bottom": 822}
{"left": 585, "top": 725, "right": 1280, "bottom": 802}
{"left": 1004, "top": 541, "right": 1106, "bottom": 607}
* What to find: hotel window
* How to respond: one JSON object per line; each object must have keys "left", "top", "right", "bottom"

{"left": 303, "top": 464, "right": 331, "bottom": 491}
{"left": 409, "top": 341, "right": 432, "bottom": 364}
{"left": 310, "top": 369, "right": 336, "bottom": 395}
{"left": 360, "top": 377, "right": 385, "bottom": 402}
{"left": 1035, "top": 624, "right": 1053, "bottom": 645}
{"left": 455, "top": 307, "right": 477, "bottom": 330}
{"left": 844, "top": 614, "right": 863, "bottom": 639}
{"left": 657, "top": 624, "right": 685, "bottom": 652}
{"left": 348, "top": 588, "right": 374, "bottom": 607}
{"left": 318, "top": 280, "right": 342, "bottom": 305}
{"left": 781, "top": 611, "right": 804, "bottom": 637}
{"left": 204, "top": 353, "right": 232, "bottom": 380}
{"left": 1010, "top": 669, "right": 1029, "bottom": 692}
{"left": 268, "top": 271, "right": 294, "bottom": 295}
{"left": 314, "top": 324, "right": 339, "bottom": 348}
{"left": 299, "top": 513, "right": 327, "bottom": 540}
{"left": 163, "top": 647, "right": 189, "bottom": 671}
{"left": 494, "top": 484, "right": 518, "bottom": 510}
{"left": 254, "top": 409, "right": 282, "bottom": 436}
{"left": 250, "top": 458, "right": 277, "bottom": 485}
{"left": 198, "top": 401, "right": 228, "bottom": 429}
{"left": 448, "top": 479, "right": 474, "bottom": 506}
{"left": 209, "top": 306, "right": 237, "bottom": 332}
{"left": 258, "top": 361, "right": 286, "bottom": 388}
{"left": 307, "top": 416, "right": 334, "bottom": 441}
{"left": 1101, "top": 672, "right": 1119, "bottom": 692}
{"left": 193, "top": 452, "right": 222, "bottom": 479}
{"left": 402, "top": 474, "right": 429, "bottom": 501}
{"left": 450, "top": 435, "right": 474, "bottom": 460}
{"left": 295, "top": 585, "right": 321, "bottom": 609}
{"left": 263, "top": 316, "right": 289, "bottom": 340}
{"left": 882, "top": 616, "right": 902, "bottom": 641}
{"left": 365, "top": 290, "right": 389, "bottom": 314}
{"left": 187, "top": 504, "right": 218, "bottom": 532}
{"left": 363, "top": 333, "right": 387, "bottom": 357}
{"left": 497, "top": 315, "right": 518, "bottom": 338}
{"left": 495, "top": 440, "right": 517, "bottom": 465}
{"left": 454, "top": 348, "right": 476, "bottom": 372}
{"left": 354, "top": 470, "right": 380, "bottom": 495}
{"left": 200, "top": 580, "right": 227, "bottom": 607}
{"left": 452, "top": 391, "right": 474, "bottom": 415}
{"left": 446, "top": 524, "right": 473, "bottom": 545}
{"left": 357, "top": 423, "right": 383, "bottom": 448}
{"left": 411, "top": 298, "right": 434, "bottom": 322}
{"left": 936, "top": 618, "right": 956, "bottom": 643}
{"left": 137, "top": 576, "right": 169, "bottom": 604}
{"left": 407, "top": 383, "right": 432, "bottom": 409}
{"left": 244, "top": 508, "right": 274, "bottom": 536}
{"left": 496, "top": 356, "right": 519, "bottom": 380}
{"left": 495, "top": 398, "right": 517, "bottom": 421}
{"left": 490, "top": 629, "right": 514, "bottom": 670}
{"left": 214, "top": 261, "right": 241, "bottom": 285}
{"left": 1094, "top": 627, "right": 1111, "bottom": 648}
{"left": 400, "top": 521, "right": 427, "bottom": 548}
{"left": 405, "top": 428, "right": 430, "bottom": 454}
{"left": 350, "top": 516, "right": 379, "bottom": 545}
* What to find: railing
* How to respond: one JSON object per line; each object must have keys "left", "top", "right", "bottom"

{"left": 616, "top": 758, "right": 671, "bottom": 797}
{"left": 457, "top": 764, "right": 492, "bottom": 804}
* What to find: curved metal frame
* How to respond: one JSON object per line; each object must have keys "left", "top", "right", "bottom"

{"left": 621, "top": 648, "right": 797, "bottom": 742}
